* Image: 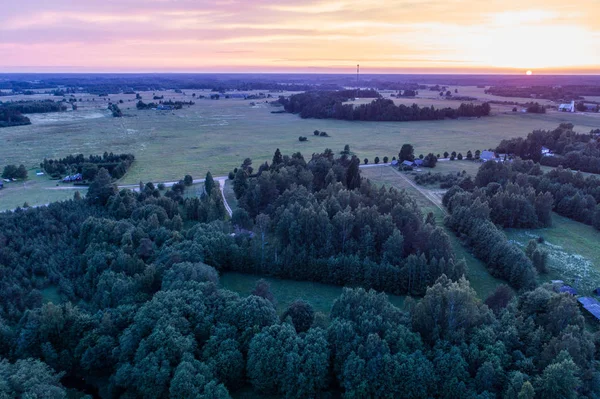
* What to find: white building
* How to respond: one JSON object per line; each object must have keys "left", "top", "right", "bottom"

{"left": 558, "top": 101, "right": 575, "bottom": 113}
{"left": 541, "top": 147, "right": 554, "bottom": 157}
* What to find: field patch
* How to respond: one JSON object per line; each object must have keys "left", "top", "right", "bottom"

{"left": 506, "top": 214, "right": 600, "bottom": 295}
{"left": 220, "top": 271, "right": 406, "bottom": 315}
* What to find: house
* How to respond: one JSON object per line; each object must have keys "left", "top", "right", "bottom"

{"left": 480, "top": 151, "right": 496, "bottom": 162}
{"left": 558, "top": 101, "right": 575, "bottom": 113}
{"left": 583, "top": 103, "right": 599, "bottom": 112}
{"left": 541, "top": 146, "right": 554, "bottom": 157}
{"left": 402, "top": 160, "right": 414, "bottom": 167}
{"left": 414, "top": 159, "right": 424, "bottom": 167}
{"left": 391, "top": 160, "right": 398, "bottom": 166}
{"left": 62, "top": 173, "right": 83, "bottom": 182}
{"left": 578, "top": 297, "right": 600, "bottom": 321}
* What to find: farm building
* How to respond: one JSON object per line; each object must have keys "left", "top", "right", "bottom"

{"left": 541, "top": 147, "right": 554, "bottom": 157}
{"left": 414, "top": 159, "right": 424, "bottom": 167}
{"left": 391, "top": 160, "right": 398, "bottom": 166}
{"left": 480, "top": 151, "right": 496, "bottom": 162}
{"left": 402, "top": 160, "right": 414, "bottom": 167}
{"left": 558, "top": 101, "right": 575, "bottom": 113}
{"left": 63, "top": 173, "right": 82, "bottom": 182}
{"left": 578, "top": 297, "right": 600, "bottom": 321}
{"left": 582, "top": 103, "right": 599, "bottom": 112}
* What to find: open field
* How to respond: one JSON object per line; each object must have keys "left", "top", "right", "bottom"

{"left": 361, "top": 165, "right": 506, "bottom": 297}
{"left": 506, "top": 214, "right": 600, "bottom": 295}
{"left": 1, "top": 88, "right": 599, "bottom": 210}
{"left": 220, "top": 271, "right": 406, "bottom": 315}
{"left": 0, "top": 171, "right": 86, "bottom": 211}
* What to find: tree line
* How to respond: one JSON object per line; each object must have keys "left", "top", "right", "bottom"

{"left": 497, "top": 123, "right": 600, "bottom": 174}
{"left": 41, "top": 152, "right": 135, "bottom": 180}
{"left": 474, "top": 159, "right": 600, "bottom": 230}
{"left": 278, "top": 91, "right": 491, "bottom": 121}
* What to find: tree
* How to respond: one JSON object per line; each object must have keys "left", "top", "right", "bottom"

{"left": 282, "top": 299, "right": 315, "bottom": 333}
{"left": 364, "top": 158, "right": 368, "bottom": 164}
{"left": 272, "top": 148, "right": 283, "bottom": 166}
{"left": 399, "top": 144, "right": 415, "bottom": 162}
{"left": 82, "top": 163, "right": 98, "bottom": 181}
{"left": 252, "top": 279, "right": 277, "bottom": 307}
{"left": 184, "top": 174, "right": 193, "bottom": 186}
{"left": 466, "top": 150, "right": 473, "bottom": 160}
{"left": 383, "top": 156, "right": 389, "bottom": 163}
{"left": 457, "top": 153, "right": 463, "bottom": 160}
{"left": 444, "top": 151, "right": 449, "bottom": 158}
{"left": 256, "top": 213, "right": 271, "bottom": 266}
{"left": 374, "top": 156, "right": 380, "bottom": 164}
{"left": 15, "top": 165, "right": 27, "bottom": 179}
{"left": 87, "top": 168, "right": 116, "bottom": 205}
{"left": 537, "top": 352, "right": 580, "bottom": 399}
{"left": 204, "top": 172, "right": 214, "bottom": 193}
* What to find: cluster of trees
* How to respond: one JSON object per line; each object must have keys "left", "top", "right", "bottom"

{"left": 1, "top": 164, "right": 28, "bottom": 180}
{"left": 0, "top": 100, "right": 67, "bottom": 114}
{"left": 1, "top": 150, "right": 600, "bottom": 397}
{"left": 108, "top": 103, "right": 122, "bottom": 117}
{"left": 496, "top": 123, "right": 600, "bottom": 174}
{"left": 474, "top": 159, "right": 600, "bottom": 230}
{"left": 41, "top": 152, "right": 135, "bottom": 180}
{"left": 414, "top": 170, "right": 472, "bottom": 189}
{"left": 136, "top": 100, "right": 158, "bottom": 110}
{"left": 230, "top": 148, "right": 464, "bottom": 295}
{"left": 526, "top": 102, "right": 546, "bottom": 114}
{"left": 279, "top": 91, "right": 492, "bottom": 121}
{"left": 0, "top": 108, "right": 31, "bottom": 127}
{"left": 444, "top": 186, "right": 538, "bottom": 288}
{"left": 486, "top": 85, "right": 600, "bottom": 101}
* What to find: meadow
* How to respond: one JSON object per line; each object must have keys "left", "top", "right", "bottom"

{"left": 506, "top": 214, "right": 600, "bottom": 295}
{"left": 220, "top": 271, "right": 406, "bottom": 316}
{"left": 1, "top": 86, "right": 598, "bottom": 212}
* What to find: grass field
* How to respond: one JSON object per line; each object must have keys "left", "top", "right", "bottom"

{"left": 220, "top": 271, "right": 406, "bottom": 315}
{"left": 506, "top": 214, "right": 600, "bottom": 295}
{"left": 1, "top": 87, "right": 598, "bottom": 210}
{"left": 361, "top": 166, "right": 506, "bottom": 297}
{"left": 0, "top": 172, "right": 85, "bottom": 211}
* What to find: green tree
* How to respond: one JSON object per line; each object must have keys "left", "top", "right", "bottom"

{"left": 204, "top": 171, "right": 214, "bottom": 193}
{"left": 86, "top": 168, "right": 116, "bottom": 206}
{"left": 282, "top": 299, "right": 315, "bottom": 333}
{"left": 399, "top": 144, "right": 415, "bottom": 162}
{"left": 537, "top": 352, "right": 580, "bottom": 399}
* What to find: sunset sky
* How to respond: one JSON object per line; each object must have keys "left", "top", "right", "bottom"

{"left": 1, "top": 0, "right": 599, "bottom": 73}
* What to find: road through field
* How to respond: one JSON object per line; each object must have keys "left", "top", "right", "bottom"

{"left": 387, "top": 167, "right": 447, "bottom": 215}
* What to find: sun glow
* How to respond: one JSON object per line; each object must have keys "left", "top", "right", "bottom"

{"left": 526, "top": 70, "right": 533, "bottom": 75}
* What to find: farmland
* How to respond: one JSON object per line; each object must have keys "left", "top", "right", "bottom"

{"left": 1, "top": 85, "right": 599, "bottom": 211}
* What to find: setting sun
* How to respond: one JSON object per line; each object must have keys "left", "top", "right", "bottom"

{"left": 526, "top": 70, "right": 533, "bottom": 75}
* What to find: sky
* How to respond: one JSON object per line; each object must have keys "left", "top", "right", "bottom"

{"left": 1, "top": 0, "right": 599, "bottom": 73}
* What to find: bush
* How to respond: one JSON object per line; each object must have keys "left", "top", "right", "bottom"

{"left": 299, "top": 136, "right": 308, "bottom": 142}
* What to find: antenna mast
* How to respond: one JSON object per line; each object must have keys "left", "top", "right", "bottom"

{"left": 356, "top": 64, "right": 360, "bottom": 87}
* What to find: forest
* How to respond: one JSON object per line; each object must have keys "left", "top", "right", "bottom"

{"left": 1, "top": 148, "right": 600, "bottom": 398}
{"left": 279, "top": 91, "right": 491, "bottom": 121}
{"left": 496, "top": 124, "right": 600, "bottom": 173}
{"left": 41, "top": 152, "right": 135, "bottom": 180}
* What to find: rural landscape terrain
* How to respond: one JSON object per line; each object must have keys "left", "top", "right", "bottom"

{"left": 2, "top": 71, "right": 600, "bottom": 398}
